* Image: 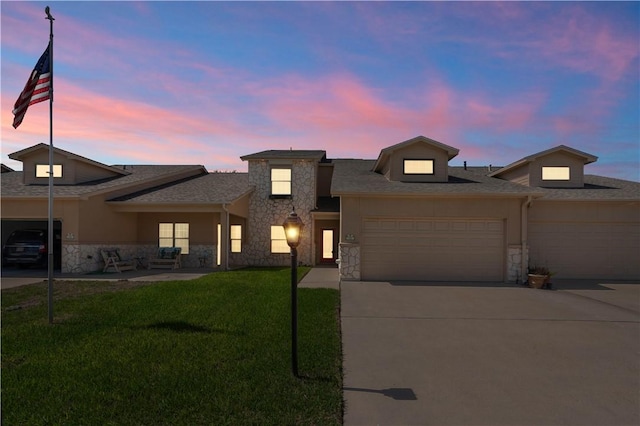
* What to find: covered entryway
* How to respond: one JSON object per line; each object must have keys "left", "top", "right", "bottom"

{"left": 361, "top": 218, "right": 504, "bottom": 281}
{"left": 529, "top": 221, "right": 640, "bottom": 279}
{"left": 313, "top": 216, "right": 339, "bottom": 266}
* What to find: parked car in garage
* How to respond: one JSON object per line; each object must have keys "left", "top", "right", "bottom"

{"left": 2, "top": 229, "right": 48, "bottom": 268}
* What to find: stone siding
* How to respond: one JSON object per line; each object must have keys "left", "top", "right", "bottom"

{"left": 243, "top": 159, "right": 316, "bottom": 266}
{"left": 339, "top": 243, "right": 360, "bottom": 281}
{"left": 507, "top": 245, "right": 524, "bottom": 283}
{"left": 61, "top": 243, "right": 216, "bottom": 273}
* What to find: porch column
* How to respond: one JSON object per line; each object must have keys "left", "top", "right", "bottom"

{"left": 220, "top": 208, "right": 230, "bottom": 270}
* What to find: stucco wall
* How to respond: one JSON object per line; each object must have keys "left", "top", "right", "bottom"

{"left": 388, "top": 144, "right": 450, "bottom": 182}
{"left": 340, "top": 196, "right": 522, "bottom": 245}
{"left": 528, "top": 152, "right": 585, "bottom": 188}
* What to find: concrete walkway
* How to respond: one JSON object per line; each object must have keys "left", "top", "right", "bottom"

{"left": 1, "top": 266, "right": 339, "bottom": 290}
{"left": 298, "top": 266, "right": 339, "bottom": 289}
{"left": 0, "top": 267, "right": 218, "bottom": 289}
{"left": 341, "top": 279, "right": 640, "bottom": 426}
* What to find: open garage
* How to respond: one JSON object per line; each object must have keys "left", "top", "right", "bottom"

{"left": 2, "top": 219, "right": 62, "bottom": 269}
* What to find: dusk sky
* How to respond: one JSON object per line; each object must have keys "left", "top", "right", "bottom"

{"left": 2, "top": 1, "right": 639, "bottom": 181}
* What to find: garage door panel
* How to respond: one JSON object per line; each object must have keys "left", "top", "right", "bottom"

{"left": 361, "top": 218, "right": 504, "bottom": 281}
{"left": 529, "top": 222, "right": 640, "bottom": 279}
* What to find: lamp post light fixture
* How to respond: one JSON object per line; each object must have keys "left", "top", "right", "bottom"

{"left": 283, "top": 208, "right": 304, "bottom": 377}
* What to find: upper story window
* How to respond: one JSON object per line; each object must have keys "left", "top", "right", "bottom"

{"left": 542, "top": 166, "right": 570, "bottom": 181}
{"left": 271, "top": 167, "right": 292, "bottom": 196}
{"left": 159, "top": 222, "right": 189, "bottom": 254}
{"left": 36, "top": 164, "right": 62, "bottom": 178}
{"left": 403, "top": 159, "right": 434, "bottom": 175}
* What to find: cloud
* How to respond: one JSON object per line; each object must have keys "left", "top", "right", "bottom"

{"left": 2, "top": 1, "right": 636, "bottom": 180}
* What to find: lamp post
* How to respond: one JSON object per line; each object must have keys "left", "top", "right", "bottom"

{"left": 283, "top": 208, "right": 304, "bottom": 377}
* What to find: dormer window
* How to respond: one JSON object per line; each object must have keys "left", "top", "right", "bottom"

{"left": 271, "top": 167, "right": 292, "bottom": 196}
{"left": 404, "top": 159, "right": 434, "bottom": 175}
{"left": 542, "top": 166, "right": 570, "bottom": 181}
{"left": 36, "top": 164, "right": 62, "bottom": 178}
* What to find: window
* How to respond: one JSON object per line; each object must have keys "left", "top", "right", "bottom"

{"left": 271, "top": 226, "right": 290, "bottom": 253}
{"left": 36, "top": 164, "right": 62, "bottom": 178}
{"left": 271, "top": 167, "right": 291, "bottom": 195}
{"left": 404, "top": 159, "right": 434, "bottom": 175}
{"left": 159, "top": 223, "right": 189, "bottom": 254}
{"left": 230, "top": 225, "right": 242, "bottom": 253}
{"left": 542, "top": 166, "right": 570, "bottom": 181}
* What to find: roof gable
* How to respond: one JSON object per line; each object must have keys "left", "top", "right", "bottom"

{"left": 490, "top": 145, "right": 598, "bottom": 188}
{"left": 373, "top": 136, "right": 459, "bottom": 182}
{"left": 9, "top": 143, "right": 130, "bottom": 185}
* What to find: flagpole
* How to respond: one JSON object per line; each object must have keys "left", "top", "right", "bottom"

{"left": 45, "top": 6, "right": 55, "bottom": 325}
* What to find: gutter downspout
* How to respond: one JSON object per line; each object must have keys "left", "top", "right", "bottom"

{"left": 521, "top": 195, "right": 533, "bottom": 282}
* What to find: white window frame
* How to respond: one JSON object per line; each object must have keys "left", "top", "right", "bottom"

{"left": 542, "top": 166, "right": 571, "bottom": 181}
{"left": 159, "top": 222, "right": 189, "bottom": 254}
{"left": 271, "top": 167, "right": 292, "bottom": 196}
{"left": 403, "top": 159, "right": 434, "bottom": 175}
{"left": 270, "top": 226, "right": 290, "bottom": 253}
{"left": 230, "top": 225, "right": 242, "bottom": 253}
{"left": 36, "top": 164, "right": 62, "bottom": 178}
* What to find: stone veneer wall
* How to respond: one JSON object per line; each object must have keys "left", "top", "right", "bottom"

{"left": 242, "top": 159, "right": 316, "bottom": 267}
{"left": 507, "top": 245, "right": 524, "bottom": 283}
{"left": 339, "top": 243, "right": 360, "bottom": 281}
{"left": 61, "top": 243, "right": 216, "bottom": 273}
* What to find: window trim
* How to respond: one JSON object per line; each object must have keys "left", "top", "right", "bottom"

{"left": 542, "top": 166, "right": 571, "bottom": 181}
{"left": 159, "top": 222, "right": 189, "bottom": 254}
{"left": 270, "top": 167, "right": 292, "bottom": 196}
{"left": 403, "top": 159, "right": 434, "bottom": 175}
{"left": 36, "top": 164, "right": 63, "bottom": 178}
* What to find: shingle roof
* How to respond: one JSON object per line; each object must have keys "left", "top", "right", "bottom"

{"left": 1, "top": 165, "right": 206, "bottom": 198}
{"left": 241, "top": 150, "right": 326, "bottom": 161}
{"left": 109, "top": 173, "right": 251, "bottom": 204}
{"left": 331, "top": 159, "right": 640, "bottom": 200}
{"left": 331, "top": 160, "right": 540, "bottom": 197}
{"left": 532, "top": 175, "right": 640, "bottom": 201}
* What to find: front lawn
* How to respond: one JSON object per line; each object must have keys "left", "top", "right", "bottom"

{"left": 1, "top": 267, "right": 342, "bottom": 425}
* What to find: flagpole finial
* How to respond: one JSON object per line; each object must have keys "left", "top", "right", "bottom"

{"left": 45, "top": 6, "right": 54, "bottom": 20}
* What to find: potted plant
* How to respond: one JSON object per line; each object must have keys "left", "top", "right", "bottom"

{"left": 527, "top": 265, "right": 552, "bottom": 289}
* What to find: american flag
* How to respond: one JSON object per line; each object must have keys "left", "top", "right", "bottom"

{"left": 12, "top": 44, "right": 51, "bottom": 129}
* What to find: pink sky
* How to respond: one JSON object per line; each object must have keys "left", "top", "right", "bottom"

{"left": 2, "top": 2, "right": 638, "bottom": 180}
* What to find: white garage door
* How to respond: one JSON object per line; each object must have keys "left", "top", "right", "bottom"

{"left": 361, "top": 218, "right": 504, "bottom": 281}
{"left": 529, "top": 222, "right": 640, "bottom": 279}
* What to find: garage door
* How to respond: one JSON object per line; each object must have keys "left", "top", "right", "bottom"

{"left": 361, "top": 218, "right": 504, "bottom": 281}
{"left": 529, "top": 222, "right": 640, "bottom": 279}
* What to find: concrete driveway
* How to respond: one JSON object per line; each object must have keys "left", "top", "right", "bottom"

{"left": 341, "top": 280, "right": 640, "bottom": 426}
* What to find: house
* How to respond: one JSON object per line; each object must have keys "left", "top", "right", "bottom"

{"left": 2, "top": 136, "right": 638, "bottom": 281}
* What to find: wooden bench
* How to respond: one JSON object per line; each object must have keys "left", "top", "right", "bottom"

{"left": 101, "top": 248, "right": 136, "bottom": 273}
{"left": 148, "top": 247, "right": 182, "bottom": 270}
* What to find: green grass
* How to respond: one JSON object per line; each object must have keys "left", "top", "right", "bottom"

{"left": 1, "top": 267, "right": 342, "bottom": 425}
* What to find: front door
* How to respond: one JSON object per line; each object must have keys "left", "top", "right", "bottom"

{"left": 321, "top": 229, "right": 336, "bottom": 264}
